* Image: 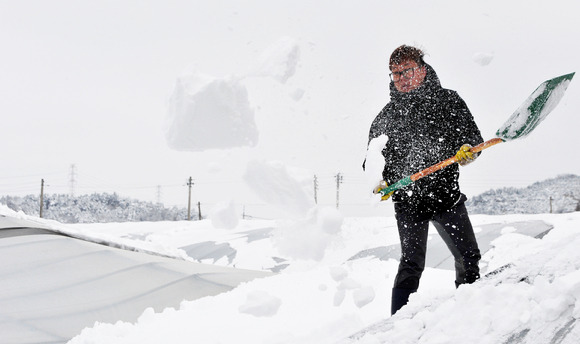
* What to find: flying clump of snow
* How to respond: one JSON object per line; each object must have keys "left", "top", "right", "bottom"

{"left": 250, "top": 36, "right": 300, "bottom": 83}
{"left": 363, "top": 135, "right": 389, "bottom": 201}
{"left": 273, "top": 206, "right": 344, "bottom": 261}
{"left": 328, "top": 266, "right": 375, "bottom": 309}
{"left": 472, "top": 52, "right": 495, "bottom": 66}
{"left": 209, "top": 200, "right": 239, "bottom": 230}
{"left": 330, "top": 266, "right": 349, "bottom": 282}
{"left": 243, "top": 159, "right": 344, "bottom": 261}
{"left": 165, "top": 74, "right": 258, "bottom": 151}
{"left": 316, "top": 206, "right": 344, "bottom": 235}
{"left": 164, "top": 36, "right": 301, "bottom": 152}
{"left": 243, "top": 160, "right": 315, "bottom": 218}
{"left": 352, "top": 286, "right": 376, "bottom": 308}
{"left": 290, "top": 88, "right": 305, "bottom": 102}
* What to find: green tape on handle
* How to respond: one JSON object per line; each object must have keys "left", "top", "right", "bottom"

{"left": 380, "top": 176, "right": 413, "bottom": 196}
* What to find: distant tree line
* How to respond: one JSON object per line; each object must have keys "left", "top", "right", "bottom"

{"left": 0, "top": 192, "right": 192, "bottom": 223}
{"left": 2, "top": 174, "right": 579, "bottom": 222}
{"left": 466, "top": 174, "right": 580, "bottom": 215}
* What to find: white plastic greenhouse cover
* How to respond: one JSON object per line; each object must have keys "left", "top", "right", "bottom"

{"left": 0, "top": 216, "right": 271, "bottom": 344}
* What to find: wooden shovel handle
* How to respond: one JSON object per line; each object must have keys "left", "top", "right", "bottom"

{"left": 471, "top": 137, "right": 504, "bottom": 153}
{"left": 410, "top": 138, "right": 504, "bottom": 182}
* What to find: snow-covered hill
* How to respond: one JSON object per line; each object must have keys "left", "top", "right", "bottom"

{"left": 0, "top": 193, "right": 190, "bottom": 223}
{"left": 466, "top": 174, "right": 580, "bottom": 215}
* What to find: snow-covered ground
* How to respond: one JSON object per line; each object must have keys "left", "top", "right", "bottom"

{"left": 3, "top": 204, "right": 578, "bottom": 344}
{"left": 64, "top": 212, "right": 580, "bottom": 344}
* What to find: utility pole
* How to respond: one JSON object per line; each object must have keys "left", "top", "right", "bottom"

{"left": 313, "top": 175, "right": 319, "bottom": 204}
{"left": 156, "top": 185, "right": 162, "bottom": 204}
{"left": 197, "top": 201, "right": 202, "bottom": 220}
{"left": 549, "top": 196, "right": 553, "bottom": 214}
{"left": 39, "top": 179, "right": 44, "bottom": 218}
{"left": 69, "top": 164, "right": 77, "bottom": 197}
{"left": 335, "top": 173, "right": 343, "bottom": 209}
{"left": 187, "top": 177, "right": 194, "bottom": 220}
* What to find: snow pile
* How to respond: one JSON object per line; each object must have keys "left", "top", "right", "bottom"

{"left": 364, "top": 219, "right": 580, "bottom": 344}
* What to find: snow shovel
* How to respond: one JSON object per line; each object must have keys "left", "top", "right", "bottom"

{"left": 377, "top": 72, "right": 575, "bottom": 198}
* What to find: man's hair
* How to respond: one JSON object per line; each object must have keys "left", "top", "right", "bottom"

{"left": 389, "top": 45, "right": 425, "bottom": 70}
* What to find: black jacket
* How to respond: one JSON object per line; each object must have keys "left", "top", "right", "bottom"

{"left": 368, "top": 64, "right": 483, "bottom": 211}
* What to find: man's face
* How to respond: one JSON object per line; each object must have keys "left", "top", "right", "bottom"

{"left": 391, "top": 60, "right": 426, "bottom": 93}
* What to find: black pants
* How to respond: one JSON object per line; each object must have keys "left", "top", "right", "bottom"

{"left": 393, "top": 197, "right": 481, "bottom": 290}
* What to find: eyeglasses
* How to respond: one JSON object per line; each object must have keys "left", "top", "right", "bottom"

{"left": 389, "top": 66, "right": 421, "bottom": 82}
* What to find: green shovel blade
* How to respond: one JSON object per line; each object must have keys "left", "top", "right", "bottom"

{"left": 496, "top": 72, "right": 575, "bottom": 141}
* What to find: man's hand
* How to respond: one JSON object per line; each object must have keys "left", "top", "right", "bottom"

{"left": 455, "top": 144, "right": 478, "bottom": 166}
{"left": 373, "top": 181, "right": 394, "bottom": 201}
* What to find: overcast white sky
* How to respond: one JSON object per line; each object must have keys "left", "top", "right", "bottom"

{"left": 1, "top": 0, "right": 579, "bottom": 218}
